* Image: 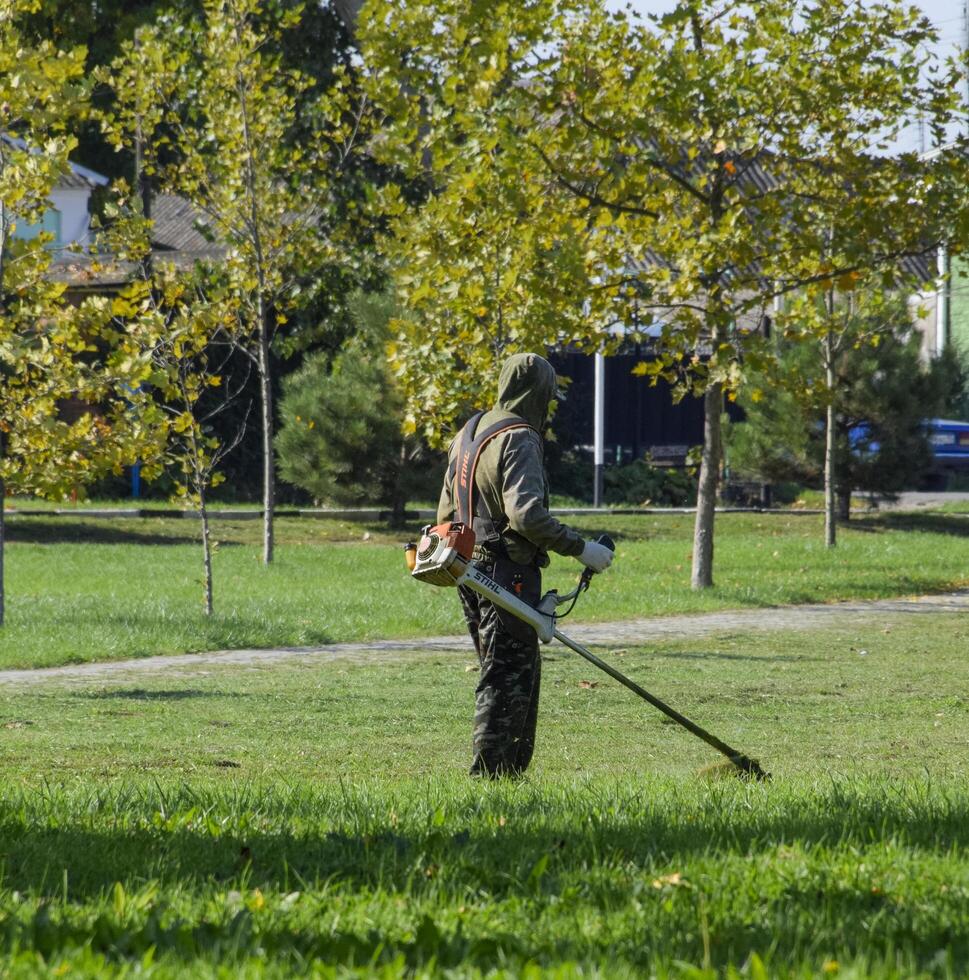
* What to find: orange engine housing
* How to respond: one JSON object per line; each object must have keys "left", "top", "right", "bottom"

{"left": 411, "top": 521, "right": 477, "bottom": 587}
{"left": 417, "top": 522, "right": 475, "bottom": 562}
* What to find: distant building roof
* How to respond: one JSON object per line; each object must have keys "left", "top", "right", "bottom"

{"left": 628, "top": 148, "right": 938, "bottom": 290}
{"left": 1, "top": 134, "right": 223, "bottom": 288}
{"left": 0, "top": 134, "right": 109, "bottom": 190}
{"left": 59, "top": 191, "right": 225, "bottom": 290}
{"left": 59, "top": 192, "right": 225, "bottom": 290}
{"left": 150, "top": 194, "right": 223, "bottom": 256}
{"left": 58, "top": 160, "right": 110, "bottom": 190}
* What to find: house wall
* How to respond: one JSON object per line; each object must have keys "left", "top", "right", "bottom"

{"left": 49, "top": 188, "right": 93, "bottom": 248}
{"left": 11, "top": 188, "right": 92, "bottom": 250}
{"left": 550, "top": 348, "right": 743, "bottom": 465}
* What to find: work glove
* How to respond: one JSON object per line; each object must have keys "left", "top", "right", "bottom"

{"left": 578, "top": 538, "right": 614, "bottom": 573}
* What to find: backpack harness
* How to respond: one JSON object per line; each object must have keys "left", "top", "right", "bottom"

{"left": 447, "top": 410, "right": 534, "bottom": 555}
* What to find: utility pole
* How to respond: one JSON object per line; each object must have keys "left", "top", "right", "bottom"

{"left": 593, "top": 352, "right": 605, "bottom": 507}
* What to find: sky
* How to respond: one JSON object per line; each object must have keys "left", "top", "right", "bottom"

{"left": 604, "top": 0, "right": 967, "bottom": 154}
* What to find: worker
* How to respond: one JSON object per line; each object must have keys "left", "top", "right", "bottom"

{"left": 437, "top": 352, "right": 614, "bottom": 777}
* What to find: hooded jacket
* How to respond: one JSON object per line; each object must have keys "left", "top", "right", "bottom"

{"left": 437, "top": 352, "right": 585, "bottom": 566}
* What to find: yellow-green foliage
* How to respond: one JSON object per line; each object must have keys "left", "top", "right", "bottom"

{"left": 0, "top": 1, "right": 167, "bottom": 500}
{"left": 361, "top": 0, "right": 969, "bottom": 443}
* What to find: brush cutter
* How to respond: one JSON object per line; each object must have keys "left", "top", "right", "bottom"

{"left": 405, "top": 524, "right": 769, "bottom": 781}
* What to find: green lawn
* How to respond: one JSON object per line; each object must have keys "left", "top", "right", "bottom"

{"left": 2, "top": 510, "right": 968, "bottom": 669}
{"left": 2, "top": 510, "right": 969, "bottom": 670}
{"left": 0, "top": 611, "right": 966, "bottom": 976}
{"left": 4, "top": 497, "right": 256, "bottom": 512}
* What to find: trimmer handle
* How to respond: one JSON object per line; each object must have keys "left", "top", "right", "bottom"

{"left": 580, "top": 533, "right": 616, "bottom": 588}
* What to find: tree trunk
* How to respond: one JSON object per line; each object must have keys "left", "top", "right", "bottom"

{"left": 824, "top": 330, "right": 837, "bottom": 549}
{"left": 134, "top": 115, "right": 153, "bottom": 279}
{"left": 1, "top": 180, "right": 7, "bottom": 626}
{"left": 235, "top": 48, "right": 275, "bottom": 566}
{"left": 333, "top": 0, "right": 364, "bottom": 33}
{"left": 185, "top": 420, "right": 216, "bottom": 614}
{"left": 257, "top": 305, "right": 275, "bottom": 565}
{"left": 691, "top": 382, "right": 723, "bottom": 590}
{"left": 824, "top": 400, "right": 837, "bottom": 547}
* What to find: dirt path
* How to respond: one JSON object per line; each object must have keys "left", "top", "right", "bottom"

{"left": 2, "top": 590, "right": 967, "bottom": 689}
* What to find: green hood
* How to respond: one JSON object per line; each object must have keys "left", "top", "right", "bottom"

{"left": 494, "top": 352, "right": 556, "bottom": 430}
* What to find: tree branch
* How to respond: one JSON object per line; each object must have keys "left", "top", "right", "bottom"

{"left": 527, "top": 140, "right": 660, "bottom": 218}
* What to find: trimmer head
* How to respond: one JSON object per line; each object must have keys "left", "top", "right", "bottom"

{"left": 699, "top": 755, "right": 771, "bottom": 782}
{"left": 732, "top": 754, "right": 771, "bottom": 781}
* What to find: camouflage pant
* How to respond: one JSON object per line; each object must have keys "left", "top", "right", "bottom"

{"left": 459, "top": 557, "right": 542, "bottom": 778}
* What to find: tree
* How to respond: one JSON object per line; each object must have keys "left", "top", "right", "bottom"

{"left": 17, "top": 0, "right": 376, "bottom": 511}
{"left": 104, "top": 0, "right": 367, "bottom": 563}
{"left": 10, "top": 0, "right": 175, "bottom": 184}
{"left": 360, "top": 0, "right": 969, "bottom": 588}
{"left": 0, "top": 1, "right": 165, "bottom": 626}
{"left": 771, "top": 281, "right": 934, "bottom": 546}
{"left": 276, "top": 291, "right": 438, "bottom": 524}
{"left": 110, "top": 263, "right": 245, "bottom": 615}
{"left": 726, "top": 291, "right": 956, "bottom": 536}
{"left": 14, "top": 0, "right": 363, "bottom": 184}
{"left": 362, "top": 1, "right": 610, "bottom": 444}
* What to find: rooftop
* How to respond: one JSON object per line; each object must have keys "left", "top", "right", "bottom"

{"left": 0, "top": 134, "right": 109, "bottom": 191}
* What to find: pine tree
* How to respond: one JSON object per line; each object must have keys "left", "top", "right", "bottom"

{"left": 275, "top": 293, "right": 437, "bottom": 524}
{"left": 726, "top": 305, "right": 958, "bottom": 523}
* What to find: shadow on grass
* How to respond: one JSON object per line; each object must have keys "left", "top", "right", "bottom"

{"left": 77, "top": 689, "right": 251, "bottom": 701}
{"left": 0, "top": 786, "right": 966, "bottom": 898}
{"left": 31, "top": 607, "right": 333, "bottom": 648}
{"left": 711, "top": 582, "right": 969, "bottom": 610}
{"left": 0, "top": 784, "right": 965, "bottom": 970}
{"left": 850, "top": 512, "right": 969, "bottom": 538}
{"left": 3, "top": 519, "right": 244, "bottom": 548}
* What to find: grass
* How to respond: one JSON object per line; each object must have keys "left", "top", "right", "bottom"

{"left": 4, "top": 496, "right": 438, "bottom": 513}
{"left": 4, "top": 496, "right": 274, "bottom": 512}
{"left": 924, "top": 499, "right": 969, "bottom": 514}
{"left": 3, "top": 510, "right": 969, "bottom": 669}
{"left": 0, "top": 611, "right": 966, "bottom": 975}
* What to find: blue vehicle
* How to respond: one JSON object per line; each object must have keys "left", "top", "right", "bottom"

{"left": 846, "top": 419, "right": 969, "bottom": 490}
{"left": 926, "top": 418, "right": 969, "bottom": 473}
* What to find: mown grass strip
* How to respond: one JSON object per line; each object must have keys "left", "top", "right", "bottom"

{"left": 0, "top": 613, "right": 965, "bottom": 974}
